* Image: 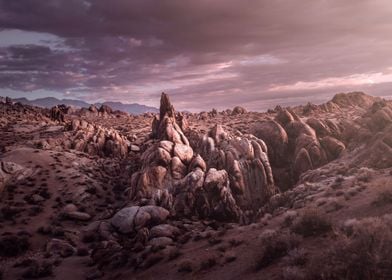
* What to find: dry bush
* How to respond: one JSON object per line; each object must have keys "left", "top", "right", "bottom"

{"left": 306, "top": 217, "right": 392, "bottom": 280}
{"left": 255, "top": 231, "right": 302, "bottom": 270}
{"left": 282, "top": 266, "right": 306, "bottom": 280}
{"left": 372, "top": 187, "right": 392, "bottom": 206}
{"left": 357, "top": 167, "right": 374, "bottom": 183}
{"left": 178, "top": 260, "right": 193, "bottom": 273}
{"left": 168, "top": 247, "right": 181, "bottom": 260}
{"left": 200, "top": 256, "right": 217, "bottom": 270}
{"left": 265, "top": 192, "right": 293, "bottom": 213}
{"left": 290, "top": 209, "right": 332, "bottom": 237}
{"left": 284, "top": 248, "right": 307, "bottom": 266}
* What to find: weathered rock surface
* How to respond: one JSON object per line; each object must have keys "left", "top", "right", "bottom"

{"left": 63, "top": 120, "right": 130, "bottom": 157}
{"left": 110, "top": 205, "right": 169, "bottom": 234}
{"left": 231, "top": 106, "right": 247, "bottom": 115}
{"left": 46, "top": 239, "right": 76, "bottom": 258}
{"left": 129, "top": 93, "right": 277, "bottom": 222}
{"left": 250, "top": 120, "right": 288, "bottom": 166}
{"left": 150, "top": 224, "right": 180, "bottom": 238}
{"left": 274, "top": 108, "right": 345, "bottom": 181}
{"left": 0, "top": 161, "right": 32, "bottom": 194}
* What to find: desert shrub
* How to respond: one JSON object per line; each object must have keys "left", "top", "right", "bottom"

{"left": 306, "top": 217, "right": 392, "bottom": 280}
{"left": 255, "top": 231, "right": 302, "bottom": 270}
{"left": 291, "top": 209, "right": 332, "bottom": 237}
{"left": 265, "top": 192, "right": 293, "bottom": 213}
{"left": 200, "top": 256, "right": 217, "bottom": 270}
{"left": 228, "top": 238, "right": 243, "bottom": 247}
{"left": 22, "top": 259, "right": 53, "bottom": 278}
{"left": 372, "top": 187, "right": 392, "bottom": 206}
{"left": 357, "top": 167, "right": 374, "bottom": 182}
{"left": 334, "top": 175, "right": 345, "bottom": 184}
{"left": 168, "top": 247, "right": 181, "bottom": 260}
{"left": 284, "top": 248, "right": 307, "bottom": 266}
{"left": 282, "top": 211, "right": 299, "bottom": 228}
{"left": 178, "top": 260, "right": 193, "bottom": 273}
{"left": 0, "top": 234, "right": 30, "bottom": 257}
{"left": 282, "top": 266, "right": 306, "bottom": 280}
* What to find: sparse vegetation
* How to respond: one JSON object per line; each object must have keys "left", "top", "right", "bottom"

{"left": 291, "top": 209, "right": 332, "bottom": 237}
{"left": 255, "top": 231, "right": 302, "bottom": 270}
{"left": 372, "top": 187, "right": 392, "bottom": 206}
{"left": 168, "top": 247, "right": 181, "bottom": 260}
{"left": 200, "top": 256, "right": 217, "bottom": 270}
{"left": 178, "top": 260, "right": 193, "bottom": 273}
{"left": 0, "top": 234, "right": 30, "bottom": 257}
{"left": 306, "top": 216, "right": 392, "bottom": 279}
{"left": 357, "top": 167, "right": 374, "bottom": 182}
{"left": 284, "top": 248, "right": 307, "bottom": 266}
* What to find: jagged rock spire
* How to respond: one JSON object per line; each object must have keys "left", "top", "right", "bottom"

{"left": 159, "top": 92, "right": 175, "bottom": 120}
{"left": 152, "top": 92, "right": 189, "bottom": 145}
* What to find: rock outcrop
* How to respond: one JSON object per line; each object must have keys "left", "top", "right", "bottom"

{"left": 232, "top": 106, "right": 247, "bottom": 115}
{"left": 353, "top": 101, "right": 392, "bottom": 168}
{"left": 64, "top": 119, "right": 130, "bottom": 157}
{"left": 196, "top": 124, "right": 276, "bottom": 210}
{"left": 0, "top": 161, "right": 33, "bottom": 195}
{"left": 331, "top": 91, "right": 378, "bottom": 108}
{"left": 250, "top": 107, "right": 346, "bottom": 190}
{"left": 251, "top": 120, "right": 288, "bottom": 167}
{"left": 129, "top": 93, "right": 277, "bottom": 222}
{"left": 50, "top": 106, "right": 65, "bottom": 123}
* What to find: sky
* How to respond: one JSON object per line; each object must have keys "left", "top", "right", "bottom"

{"left": 1, "top": 0, "right": 392, "bottom": 111}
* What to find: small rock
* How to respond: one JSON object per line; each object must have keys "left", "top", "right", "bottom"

{"left": 130, "top": 145, "right": 140, "bottom": 152}
{"left": 111, "top": 205, "right": 170, "bottom": 234}
{"left": 224, "top": 251, "right": 237, "bottom": 263}
{"left": 149, "top": 237, "right": 173, "bottom": 247}
{"left": 46, "top": 238, "right": 76, "bottom": 258}
{"left": 63, "top": 204, "right": 78, "bottom": 213}
{"left": 31, "top": 194, "right": 45, "bottom": 203}
{"left": 150, "top": 224, "right": 180, "bottom": 239}
{"left": 66, "top": 211, "right": 91, "bottom": 221}
{"left": 110, "top": 206, "right": 139, "bottom": 234}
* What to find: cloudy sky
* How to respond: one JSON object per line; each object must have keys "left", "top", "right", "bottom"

{"left": 1, "top": 0, "right": 392, "bottom": 111}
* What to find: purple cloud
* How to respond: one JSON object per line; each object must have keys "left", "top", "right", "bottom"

{"left": 0, "top": 0, "right": 392, "bottom": 110}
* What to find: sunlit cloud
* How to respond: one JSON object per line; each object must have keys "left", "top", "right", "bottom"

{"left": 239, "top": 55, "right": 286, "bottom": 66}
{"left": 0, "top": 29, "right": 70, "bottom": 51}
{"left": 268, "top": 71, "right": 392, "bottom": 92}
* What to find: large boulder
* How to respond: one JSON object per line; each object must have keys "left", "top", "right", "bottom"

{"left": 150, "top": 224, "right": 180, "bottom": 239}
{"left": 232, "top": 106, "right": 247, "bottom": 115}
{"left": 306, "top": 118, "right": 332, "bottom": 137}
{"left": 110, "top": 206, "right": 169, "bottom": 234}
{"left": 320, "top": 136, "right": 345, "bottom": 160}
{"left": 274, "top": 108, "right": 328, "bottom": 180}
{"left": 250, "top": 120, "right": 288, "bottom": 166}
{"left": 99, "top": 104, "right": 113, "bottom": 115}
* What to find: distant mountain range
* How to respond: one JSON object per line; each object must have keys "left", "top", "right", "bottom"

{"left": 13, "top": 97, "right": 159, "bottom": 114}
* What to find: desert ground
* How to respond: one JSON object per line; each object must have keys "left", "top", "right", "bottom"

{"left": 1, "top": 92, "right": 392, "bottom": 279}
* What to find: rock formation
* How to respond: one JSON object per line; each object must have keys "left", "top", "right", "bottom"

{"left": 64, "top": 119, "right": 130, "bottom": 157}
{"left": 250, "top": 107, "right": 346, "bottom": 190}
{"left": 129, "top": 93, "right": 277, "bottom": 222}
{"left": 50, "top": 106, "right": 65, "bottom": 122}
{"left": 0, "top": 161, "right": 32, "bottom": 195}
{"left": 232, "top": 106, "right": 247, "bottom": 115}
